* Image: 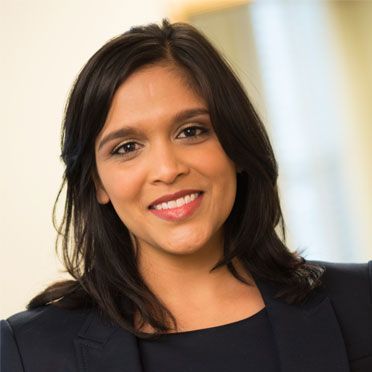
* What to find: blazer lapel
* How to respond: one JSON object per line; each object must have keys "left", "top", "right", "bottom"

{"left": 73, "top": 277, "right": 351, "bottom": 372}
{"left": 73, "top": 310, "right": 143, "bottom": 372}
{"left": 254, "top": 275, "right": 350, "bottom": 372}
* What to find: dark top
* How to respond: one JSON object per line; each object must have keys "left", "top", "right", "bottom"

{"left": 2, "top": 261, "right": 372, "bottom": 371}
{"left": 138, "top": 307, "right": 280, "bottom": 372}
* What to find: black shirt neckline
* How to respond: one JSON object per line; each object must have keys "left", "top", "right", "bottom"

{"left": 156, "top": 306, "right": 267, "bottom": 337}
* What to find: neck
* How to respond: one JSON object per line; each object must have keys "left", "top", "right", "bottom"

{"left": 136, "top": 235, "right": 256, "bottom": 330}
{"left": 135, "top": 235, "right": 265, "bottom": 332}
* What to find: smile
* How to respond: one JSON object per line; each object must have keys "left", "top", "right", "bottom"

{"left": 148, "top": 192, "right": 204, "bottom": 221}
{"left": 150, "top": 192, "right": 202, "bottom": 210}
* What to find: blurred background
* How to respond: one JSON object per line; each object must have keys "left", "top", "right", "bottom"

{"left": 1, "top": 0, "right": 371, "bottom": 318}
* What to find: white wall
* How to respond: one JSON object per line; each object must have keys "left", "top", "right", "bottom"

{"left": 0, "top": 0, "right": 168, "bottom": 319}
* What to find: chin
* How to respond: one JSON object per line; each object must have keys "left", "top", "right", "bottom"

{"left": 166, "top": 230, "right": 210, "bottom": 249}
{"left": 161, "top": 237, "right": 214, "bottom": 257}
{"left": 159, "top": 242, "right": 200, "bottom": 255}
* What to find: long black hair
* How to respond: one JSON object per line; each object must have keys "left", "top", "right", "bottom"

{"left": 28, "top": 19, "right": 324, "bottom": 338}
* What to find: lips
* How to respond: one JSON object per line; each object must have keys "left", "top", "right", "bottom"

{"left": 149, "top": 192, "right": 204, "bottom": 221}
{"left": 148, "top": 189, "right": 203, "bottom": 209}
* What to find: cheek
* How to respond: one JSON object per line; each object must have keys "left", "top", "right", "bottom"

{"left": 100, "top": 165, "right": 142, "bottom": 204}
{"left": 199, "top": 143, "right": 237, "bottom": 212}
{"left": 197, "top": 142, "right": 236, "bottom": 180}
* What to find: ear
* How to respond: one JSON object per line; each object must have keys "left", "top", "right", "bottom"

{"left": 93, "top": 174, "right": 110, "bottom": 204}
{"left": 96, "top": 185, "right": 110, "bottom": 204}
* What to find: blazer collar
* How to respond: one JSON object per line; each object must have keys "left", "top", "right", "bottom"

{"left": 74, "top": 277, "right": 350, "bottom": 372}
{"left": 74, "top": 309, "right": 144, "bottom": 372}
{"left": 253, "top": 275, "right": 350, "bottom": 372}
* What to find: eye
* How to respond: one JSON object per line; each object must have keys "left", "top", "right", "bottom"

{"left": 111, "top": 125, "right": 210, "bottom": 158}
{"left": 111, "top": 141, "right": 141, "bottom": 157}
{"left": 177, "top": 125, "right": 210, "bottom": 140}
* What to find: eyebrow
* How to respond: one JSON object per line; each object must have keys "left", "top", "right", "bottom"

{"left": 97, "top": 107, "right": 210, "bottom": 151}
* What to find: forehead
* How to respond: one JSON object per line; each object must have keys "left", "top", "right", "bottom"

{"left": 102, "top": 64, "right": 207, "bottom": 129}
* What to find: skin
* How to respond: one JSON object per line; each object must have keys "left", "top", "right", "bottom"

{"left": 94, "top": 63, "right": 264, "bottom": 332}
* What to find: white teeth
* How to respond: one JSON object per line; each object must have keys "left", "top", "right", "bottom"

{"left": 168, "top": 200, "right": 177, "bottom": 208}
{"left": 153, "top": 192, "right": 200, "bottom": 210}
{"left": 176, "top": 198, "right": 185, "bottom": 207}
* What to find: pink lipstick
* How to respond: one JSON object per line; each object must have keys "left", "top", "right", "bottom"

{"left": 149, "top": 192, "right": 204, "bottom": 222}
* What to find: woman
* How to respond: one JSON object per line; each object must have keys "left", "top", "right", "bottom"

{"left": 1, "top": 19, "right": 371, "bottom": 372}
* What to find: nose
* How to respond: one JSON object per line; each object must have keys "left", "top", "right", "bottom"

{"left": 148, "top": 142, "right": 189, "bottom": 184}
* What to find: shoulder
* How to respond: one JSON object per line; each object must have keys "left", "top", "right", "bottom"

{"left": 307, "top": 259, "right": 372, "bottom": 360}
{"left": 1, "top": 304, "right": 92, "bottom": 372}
{"left": 6, "top": 303, "right": 90, "bottom": 336}
{"left": 307, "top": 259, "right": 372, "bottom": 301}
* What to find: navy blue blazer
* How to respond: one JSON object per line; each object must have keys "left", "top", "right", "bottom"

{"left": 1, "top": 260, "right": 372, "bottom": 372}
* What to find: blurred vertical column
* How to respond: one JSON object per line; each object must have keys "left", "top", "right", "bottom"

{"left": 325, "top": 1, "right": 372, "bottom": 261}
{"left": 248, "top": 0, "right": 371, "bottom": 261}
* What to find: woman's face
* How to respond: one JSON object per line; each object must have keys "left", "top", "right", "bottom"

{"left": 94, "top": 64, "right": 237, "bottom": 259}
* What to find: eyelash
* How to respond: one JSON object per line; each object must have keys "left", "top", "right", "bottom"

{"left": 111, "top": 125, "right": 210, "bottom": 158}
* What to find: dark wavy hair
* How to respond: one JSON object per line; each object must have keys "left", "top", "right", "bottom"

{"left": 28, "top": 18, "right": 324, "bottom": 338}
